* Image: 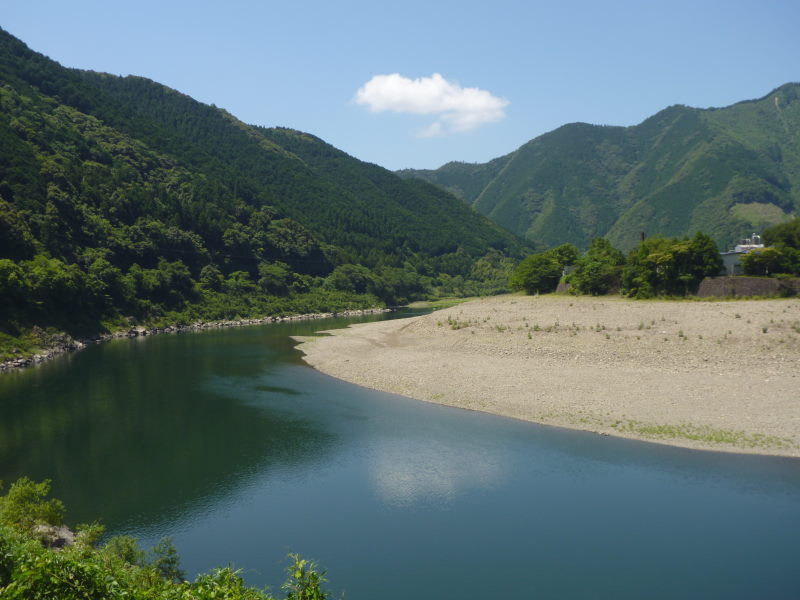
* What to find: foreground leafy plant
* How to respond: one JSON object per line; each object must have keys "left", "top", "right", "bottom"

{"left": 0, "top": 477, "right": 65, "bottom": 533}
{"left": 0, "top": 478, "right": 330, "bottom": 599}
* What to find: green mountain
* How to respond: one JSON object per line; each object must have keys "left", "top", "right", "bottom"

{"left": 0, "top": 28, "right": 525, "bottom": 346}
{"left": 399, "top": 84, "right": 800, "bottom": 250}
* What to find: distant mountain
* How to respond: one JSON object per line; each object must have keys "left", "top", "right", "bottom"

{"left": 0, "top": 27, "right": 526, "bottom": 343}
{"left": 399, "top": 84, "right": 800, "bottom": 250}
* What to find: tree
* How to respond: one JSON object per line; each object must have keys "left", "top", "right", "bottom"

{"left": 258, "top": 261, "right": 292, "bottom": 295}
{"left": 0, "top": 478, "right": 65, "bottom": 532}
{"left": 24, "top": 255, "right": 89, "bottom": 308}
{"left": 323, "top": 264, "right": 376, "bottom": 295}
{"left": 622, "top": 232, "right": 722, "bottom": 298}
{"left": 686, "top": 232, "right": 724, "bottom": 284}
{"left": 0, "top": 259, "right": 27, "bottom": 305}
{"left": 199, "top": 263, "right": 223, "bottom": 290}
{"left": 568, "top": 238, "right": 625, "bottom": 295}
{"left": 103, "top": 535, "right": 148, "bottom": 567}
{"left": 743, "top": 219, "right": 800, "bottom": 277}
{"left": 549, "top": 243, "right": 580, "bottom": 267}
{"left": 152, "top": 537, "right": 185, "bottom": 583}
{"left": 224, "top": 270, "right": 258, "bottom": 295}
{"left": 509, "top": 253, "right": 563, "bottom": 294}
{"left": 0, "top": 199, "right": 36, "bottom": 260}
{"left": 86, "top": 257, "right": 130, "bottom": 305}
{"left": 510, "top": 243, "right": 578, "bottom": 295}
{"left": 762, "top": 218, "right": 800, "bottom": 249}
{"left": 740, "top": 246, "right": 799, "bottom": 276}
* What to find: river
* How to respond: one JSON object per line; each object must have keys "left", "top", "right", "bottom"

{"left": 1, "top": 310, "right": 798, "bottom": 599}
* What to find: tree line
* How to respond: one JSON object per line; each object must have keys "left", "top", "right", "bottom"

{"left": 510, "top": 218, "right": 800, "bottom": 298}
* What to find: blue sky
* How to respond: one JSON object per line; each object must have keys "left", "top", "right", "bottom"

{"left": 3, "top": 0, "right": 799, "bottom": 170}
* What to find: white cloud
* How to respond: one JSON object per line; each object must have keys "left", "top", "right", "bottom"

{"left": 354, "top": 73, "right": 509, "bottom": 135}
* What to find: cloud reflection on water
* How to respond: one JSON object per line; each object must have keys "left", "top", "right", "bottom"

{"left": 370, "top": 435, "right": 507, "bottom": 507}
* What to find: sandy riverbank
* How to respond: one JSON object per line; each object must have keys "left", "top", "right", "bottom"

{"left": 295, "top": 295, "right": 800, "bottom": 457}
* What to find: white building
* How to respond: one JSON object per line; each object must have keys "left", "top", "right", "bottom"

{"left": 720, "top": 234, "right": 764, "bottom": 275}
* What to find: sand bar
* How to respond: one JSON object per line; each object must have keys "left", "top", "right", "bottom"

{"left": 295, "top": 295, "right": 800, "bottom": 457}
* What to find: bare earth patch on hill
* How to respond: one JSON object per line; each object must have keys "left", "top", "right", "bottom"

{"left": 295, "top": 295, "right": 800, "bottom": 457}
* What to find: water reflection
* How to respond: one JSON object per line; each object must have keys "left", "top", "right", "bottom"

{"left": 370, "top": 437, "right": 505, "bottom": 506}
{"left": 0, "top": 311, "right": 419, "bottom": 530}
{"left": 0, "top": 320, "right": 369, "bottom": 529}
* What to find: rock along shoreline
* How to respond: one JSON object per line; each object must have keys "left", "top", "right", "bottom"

{"left": 0, "top": 307, "right": 392, "bottom": 372}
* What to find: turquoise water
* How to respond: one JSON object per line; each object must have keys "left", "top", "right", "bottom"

{"left": 1, "top": 311, "right": 798, "bottom": 599}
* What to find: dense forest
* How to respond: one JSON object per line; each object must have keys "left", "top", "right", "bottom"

{"left": 0, "top": 28, "right": 527, "bottom": 358}
{"left": 400, "top": 83, "right": 800, "bottom": 251}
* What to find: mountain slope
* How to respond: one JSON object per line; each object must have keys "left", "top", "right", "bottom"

{"left": 77, "top": 70, "right": 524, "bottom": 262}
{"left": 0, "top": 27, "right": 526, "bottom": 345}
{"left": 400, "top": 84, "right": 800, "bottom": 250}
{"left": 396, "top": 155, "right": 512, "bottom": 206}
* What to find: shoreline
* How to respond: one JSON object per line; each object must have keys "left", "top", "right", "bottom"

{"left": 295, "top": 295, "right": 800, "bottom": 458}
{"left": 0, "top": 307, "right": 391, "bottom": 372}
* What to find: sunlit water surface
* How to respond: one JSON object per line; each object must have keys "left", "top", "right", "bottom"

{"left": 1, "top": 310, "right": 798, "bottom": 599}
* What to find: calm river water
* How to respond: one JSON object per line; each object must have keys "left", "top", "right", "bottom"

{"left": 1, "top": 310, "right": 799, "bottom": 599}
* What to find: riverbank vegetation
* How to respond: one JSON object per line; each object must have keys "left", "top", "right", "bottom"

{"left": 0, "top": 477, "right": 330, "bottom": 599}
{"left": 508, "top": 243, "right": 578, "bottom": 294}
{"left": 509, "top": 232, "right": 723, "bottom": 298}
{"left": 620, "top": 232, "right": 723, "bottom": 297}
{"left": 510, "top": 220, "right": 800, "bottom": 299}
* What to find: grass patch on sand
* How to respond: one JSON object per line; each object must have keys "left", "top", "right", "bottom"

{"left": 612, "top": 419, "right": 794, "bottom": 450}
{"left": 539, "top": 410, "right": 794, "bottom": 452}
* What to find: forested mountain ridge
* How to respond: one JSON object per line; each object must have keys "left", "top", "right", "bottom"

{"left": 0, "top": 28, "right": 526, "bottom": 352}
{"left": 79, "top": 71, "right": 524, "bottom": 261}
{"left": 399, "top": 83, "right": 800, "bottom": 250}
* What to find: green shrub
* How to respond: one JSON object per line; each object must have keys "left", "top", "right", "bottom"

{"left": 0, "top": 478, "right": 331, "bottom": 600}
{"left": 567, "top": 237, "right": 625, "bottom": 295}
{"left": 0, "top": 478, "right": 65, "bottom": 532}
{"left": 621, "top": 232, "right": 722, "bottom": 298}
{"left": 510, "top": 243, "right": 578, "bottom": 295}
